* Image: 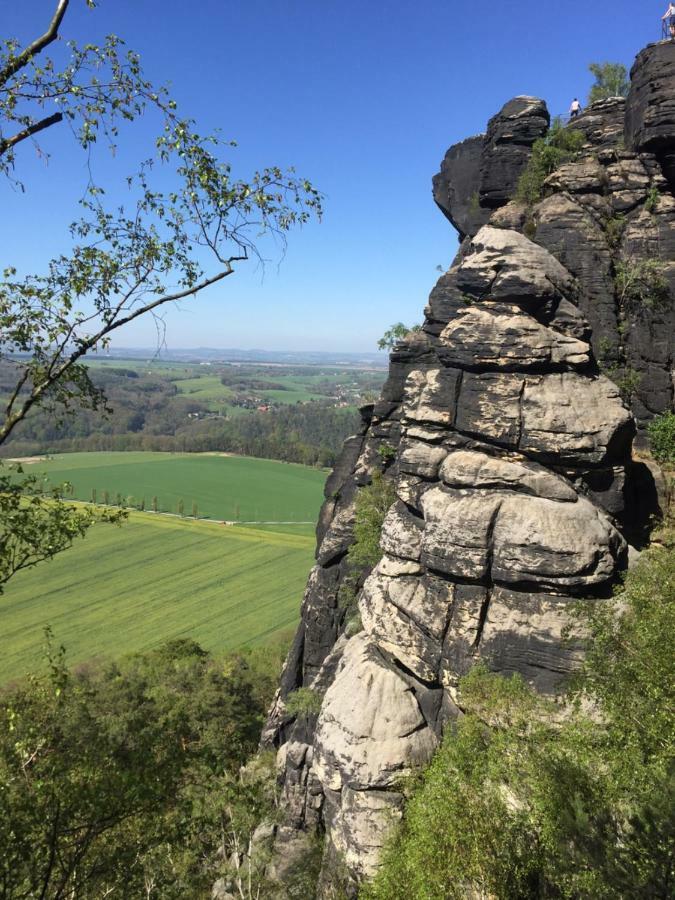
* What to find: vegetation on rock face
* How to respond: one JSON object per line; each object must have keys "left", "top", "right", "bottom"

{"left": 515, "top": 119, "right": 586, "bottom": 205}
{"left": 614, "top": 258, "right": 670, "bottom": 312}
{"left": 0, "top": 636, "right": 285, "bottom": 898}
{"left": 588, "top": 62, "right": 630, "bottom": 103}
{"left": 349, "top": 471, "right": 397, "bottom": 571}
{"left": 377, "top": 323, "right": 422, "bottom": 351}
{"left": 285, "top": 686, "right": 325, "bottom": 717}
{"left": 648, "top": 412, "right": 675, "bottom": 465}
{"left": 0, "top": 1, "right": 321, "bottom": 594}
{"left": 365, "top": 539, "right": 675, "bottom": 899}
{"left": 338, "top": 469, "right": 396, "bottom": 624}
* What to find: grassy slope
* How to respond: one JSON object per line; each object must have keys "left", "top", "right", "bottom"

{"left": 25, "top": 452, "right": 326, "bottom": 521}
{"left": 1, "top": 512, "right": 314, "bottom": 684}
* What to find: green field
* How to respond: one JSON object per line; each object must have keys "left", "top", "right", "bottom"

{"left": 0, "top": 512, "right": 315, "bottom": 684}
{"left": 23, "top": 451, "right": 327, "bottom": 522}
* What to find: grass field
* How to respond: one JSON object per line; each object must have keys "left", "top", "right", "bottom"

{"left": 22, "top": 452, "right": 327, "bottom": 522}
{"left": 0, "top": 511, "right": 315, "bottom": 685}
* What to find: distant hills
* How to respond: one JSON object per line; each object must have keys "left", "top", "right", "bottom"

{"left": 93, "top": 346, "right": 389, "bottom": 369}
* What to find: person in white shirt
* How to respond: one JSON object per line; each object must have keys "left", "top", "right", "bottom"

{"left": 663, "top": 4, "right": 675, "bottom": 37}
{"left": 570, "top": 98, "right": 581, "bottom": 118}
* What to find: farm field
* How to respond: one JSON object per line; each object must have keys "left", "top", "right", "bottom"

{"left": 83, "top": 357, "right": 384, "bottom": 414}
{"left": 22, "top": 451, "right": 327, "bottom": 522}
{"left": 0, "top": 512, "right": 315, "bottom": 684}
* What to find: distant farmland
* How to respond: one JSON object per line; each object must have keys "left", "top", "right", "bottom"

{"left": 0, "top": 512, "right": 315, "bottom": 684}
{"left": 20, "top": 451, "right": 327, "bottom": 522}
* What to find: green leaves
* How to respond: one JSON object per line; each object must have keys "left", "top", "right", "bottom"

{"left": 0, "top": 461, "right": 124, "bottom": 593}
{"left": 377, "top": 322, "right": 422, "bottom": 351}
{"left": 0, "top": 3, "right": 323, "bottom": 491}
{"left": 0, "top": 639, "right": 280, "bottom": 897}
{"left": 648, "top": 412, "right": 675, "bottom": 465}
{"left": 588, "top": 62, "right": 630, "bottom": 105}
{"left": 515, "top": 117, "right": 586, "bottom": 206}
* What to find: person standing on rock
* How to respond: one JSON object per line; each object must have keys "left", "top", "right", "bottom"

{"left": 570, "top": 98, "right": 581, "bottom": 118}
{"left": 663, "top": 3, "right": 675, "bottom": 38}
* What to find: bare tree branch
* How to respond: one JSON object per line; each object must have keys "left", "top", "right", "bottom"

{"left": 0, "top": 112, "right": 63, "bottom": 156}
{"left": 0, "top": 0, "right": 70, "bottom": 88}
{"left": 0, "top": 260, "right": 247, "bottom": 445}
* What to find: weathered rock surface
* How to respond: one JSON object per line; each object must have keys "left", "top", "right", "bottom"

{"left": 626, "top": 40, "right": 675, "bottom": 187}
{"left": 260, "top": 42, "right": 674, "bottom": 896}
{"left": 433, "top": 135, "right": 490, "bottom": 239}
{"left": 479, "top": 97, "right": 550, "bottom": 208}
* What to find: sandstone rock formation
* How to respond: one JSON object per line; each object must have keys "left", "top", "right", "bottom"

{"left": 261, "top": 41, "right": 675, "bottom": 895}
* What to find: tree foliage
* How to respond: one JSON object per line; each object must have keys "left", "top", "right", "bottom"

{"left": 648, "top": 412, "right": 675, "bottom": 465}
{"left": 365, "top": 539, "right": 675, "bottom": 899}
{"left": 0, "top": 463, "right": 123, "bottom": 594}
{"left": 377, "top": 323, "right": 422, "bottom": 351}
{"left": 0, "top": 635, "right": 287, "bottom": 898}
{"left": 348, "top": 470, "right": 396, "bottom": 570}
{"left": 588, "top": 62, "right": 630, "bottom": 104}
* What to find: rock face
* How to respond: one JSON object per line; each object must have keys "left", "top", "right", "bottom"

{"left": 262, "top": 43, "right": 674, "bottom": 895}
{"left": 433, "top": 96, "right": 548, "bottom": 239}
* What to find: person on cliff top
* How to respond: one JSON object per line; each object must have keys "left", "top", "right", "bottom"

{"left": 663, "top": 3, "right": 675, "bottom": 37}
{"left": 569, "top": 98, "right": 581, "bottom": 118}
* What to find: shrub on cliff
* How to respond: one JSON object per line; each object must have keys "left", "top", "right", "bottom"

{"left": 364, "top": 541, "right": 675, "bottom": 900}
{"left": 516, "top": 119, "right": 586, "bottom": 206}
{"left": 648, "top": 412, "right": 675, "bottom": 465}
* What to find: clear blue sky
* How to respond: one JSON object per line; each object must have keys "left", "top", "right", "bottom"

{"left": 2, "top": 1, "right": 662, "bottom": 353}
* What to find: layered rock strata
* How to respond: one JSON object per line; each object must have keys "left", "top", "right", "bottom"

{"left": 262, "top": 41, "right": 674, "bottom": 894}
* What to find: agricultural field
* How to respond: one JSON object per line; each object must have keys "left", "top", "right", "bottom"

{"left": 21, "top": 451, "right": 327, "bottom": 522}
{"left": 87, "top": 357, "right": 385, "bottom": 414}
{"left": 0, "top": 512, "right": 314, "bottom": 684}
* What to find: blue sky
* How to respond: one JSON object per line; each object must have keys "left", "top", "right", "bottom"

{"left": 2, "top": 1, "right": 662, "bottom": 352}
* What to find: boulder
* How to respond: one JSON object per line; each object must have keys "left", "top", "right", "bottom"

{"left": 568, "top": 97, "right": 626, "bottom": 148}
{"left": 419, "top": 486, "right": 625, "bottom": 590}
{"left": 479, "top": 96, "right": 550, "bottom": 208}
{"left": 439, "top": 449, "right": 578, "bottom": 501}
{"left": 456, "top": 225, "right": 576, "bottom": 310}
{"left": 313, "top": 634, "right": 437, "bottom": 792}
{"left": 438, "top": 302, "right": 590, "bottom": 370}
{"left": 359, "top": 568, "right": 453, "bottom": 682}
{"left": 626, "top": 40, "right": 675, "bottom": 188}
{"left": 433, "top": 135, "right": 490, "bottom": 239}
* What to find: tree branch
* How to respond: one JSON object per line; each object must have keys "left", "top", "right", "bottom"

{"left": 0, "top": 0, "right": 70, "bottom": 88}
{"left": 0, "top": 261, "right": 246, "bottom": 445}
{"left": 0, "top": 112, "right": 64, "bottom": 157}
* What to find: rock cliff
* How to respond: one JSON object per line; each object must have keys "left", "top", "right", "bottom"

{"left": 262, "top": 41, "right": 675, "bottom": 894}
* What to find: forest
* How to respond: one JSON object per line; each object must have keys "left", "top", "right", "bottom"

{"left": 0, "top": 362, "right": 374, "bottom": 467}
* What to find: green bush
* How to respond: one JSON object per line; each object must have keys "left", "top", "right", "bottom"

{"left": 348, "top": 471, "right": 396, "bottom": 570}
{"left": 365, "top": 540, "right": 675, "bottom": 900}
{"left": 648, "top": 412, "right": 675, "bottom": 464}
{"left": 645, "top": 185, "right": 660, "bottom": 214}
{"left": 377, "top": 322, "right": 422, "bottom": 351}
{"left": 286, "top": 686, "right": 324, "bottom": 717}
{"left": 604, "top": 213, "right": 625, "bottom": 249}
{"left": 615, "top": 258, "right": 670, "bottom": 311}
{"left": 516, "top": 118, "right": 586, "bottom": 206}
